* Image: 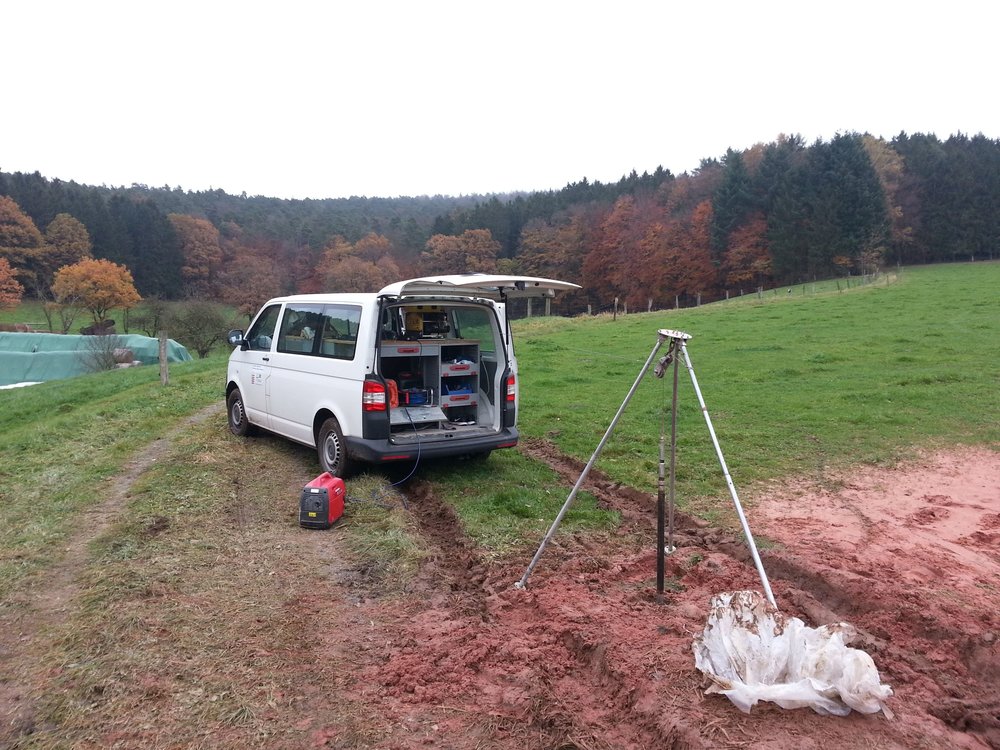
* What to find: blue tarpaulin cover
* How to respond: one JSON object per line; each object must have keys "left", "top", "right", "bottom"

{"left": 0, "top": 332, "right": 192, "bottom": 386}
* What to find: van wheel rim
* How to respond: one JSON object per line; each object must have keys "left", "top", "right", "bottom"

{"left": 324, "top": 433, "right": 342, "bottom": 468}
{"left": 230, "top": 401, "right": 244, "bottom": 427}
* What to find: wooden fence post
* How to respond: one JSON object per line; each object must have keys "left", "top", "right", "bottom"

{"left": 158, "top": 331, "right": 169, "bottom": 386}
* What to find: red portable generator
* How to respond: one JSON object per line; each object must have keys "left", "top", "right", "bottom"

{"left": 299, "top": 472, "right": 345, "bottom": 529}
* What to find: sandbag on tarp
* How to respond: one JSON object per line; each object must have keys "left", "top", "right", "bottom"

{"left": 0, "top": 332, "right": 192, "bottom": 386}
{"left": 692, "top": 590, "right": 893, "bottom": 718}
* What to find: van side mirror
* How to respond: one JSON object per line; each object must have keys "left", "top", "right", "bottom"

{"left": 227, "top": 329, "right": 248, "bottom": 350}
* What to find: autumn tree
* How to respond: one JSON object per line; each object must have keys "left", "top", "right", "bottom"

{"left": 316, "top": 233, "right": 401, "bottom": 293}
{"left": 421, "top": 229, "right": 499, "bottom": 275}
{"left": 44, "top": 213, "right": 92, "bottom": 267}
{"left": 722, "top": 213, "right": 771, "bottom": 288}
{"left": 516, "top": 208, "right": 595, "bottom": 311}
{"left": 635, "top": 198, "right": 717, "bottom": 303}
{"left": 581, "top": 196, "right": 639, "bottom": 306}
{"left": 168, "top": 214, "right": 223, "bottom": 297}
{"left": 685, "top": 200, "right": 718, "bottom": 294}
{"left": 52, "top": 258, "right": 142, "bottom": 325}
{"left": 0, "top": 257, "right": 25, "bottom": 308}
{"left": 0, "top": 195, "right": 45, "bottom": 286}
{"left": 218, "top": 248, "right": 283, "bottom": 320}
{"left": 30, "top": 213, "right": 94, "bottom": 293}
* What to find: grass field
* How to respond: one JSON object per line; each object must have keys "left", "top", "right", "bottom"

{"left": 1, "top": 262, "right": 997, "bottom": 588}
{"left": 516, "top": 263, "right": 999, "bottom": 504}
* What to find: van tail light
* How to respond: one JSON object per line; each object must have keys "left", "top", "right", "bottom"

{"left": 363, "top": 380, "right": 387, "bottom": 411}
{"left": 506, "top": 374, "right": 516, "bottom": 402}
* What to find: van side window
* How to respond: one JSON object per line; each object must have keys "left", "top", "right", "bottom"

{"left": 451, "top": 307, "right": 496, "bottom": 354}
{"left": 277, "top": 304, "right": 324, "bottom": 355}
{"left": 246, "top": 304, "right": 281, "bottom": 351}
{"left": 318, "top": 304, "right": 362, "bottom": 360}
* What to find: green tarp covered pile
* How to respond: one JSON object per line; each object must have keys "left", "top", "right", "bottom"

{"left": 0, "top": 333, "right": 192, "bottom": 386}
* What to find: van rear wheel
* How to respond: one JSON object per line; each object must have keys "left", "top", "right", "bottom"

{"left": 317, "top": 417, "right": 352, "bottom": 478}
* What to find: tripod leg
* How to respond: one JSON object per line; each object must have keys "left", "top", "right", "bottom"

{"left": 679, "top": 342, "right": 777, "bottom": 608}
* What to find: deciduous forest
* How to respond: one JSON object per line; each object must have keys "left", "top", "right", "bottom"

{"left": 1, "top": 131, "right": 997, "bottom": 319}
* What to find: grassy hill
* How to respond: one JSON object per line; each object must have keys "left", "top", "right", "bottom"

{"left": 0, "top": 262, "right": 997, "bottom": 590}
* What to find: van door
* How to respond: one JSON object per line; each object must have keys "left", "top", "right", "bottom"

{"left": 240, "top": 303, "right": 281, "bottom": 429}
{"left": 267, "top": 302, "right": 364, "bottom": 445}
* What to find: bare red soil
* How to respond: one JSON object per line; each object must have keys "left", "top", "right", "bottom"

{"left": 320, "top": 444, "right": 1000, "bottom": 749}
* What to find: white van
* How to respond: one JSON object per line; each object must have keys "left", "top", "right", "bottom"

{"left": 225, "top": 274, "right": 579, "bottom": 476}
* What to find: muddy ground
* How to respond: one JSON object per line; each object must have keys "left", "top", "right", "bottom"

{"left": 327, "top": 443, "right": 1000, "bottom": 750}
{"left": 1, "top": 424, "right": 998, "bottom": 749}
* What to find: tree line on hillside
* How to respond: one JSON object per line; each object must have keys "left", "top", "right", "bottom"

{"left": 1, "top": 130, "right": 997, "bottom": 321}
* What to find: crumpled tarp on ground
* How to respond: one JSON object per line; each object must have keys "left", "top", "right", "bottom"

{"left": 0, "top": 332, "right": 192, "bottom": 386}
{"left": 693, "top": 590, "right": 894, "bottom": 717}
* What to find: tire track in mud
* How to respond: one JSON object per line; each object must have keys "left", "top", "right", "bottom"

{"left": 401, "top": 479, "right": 492, "bottom": 616}
{"left": 393, "top": 460, "right": 709, "bottom": 749}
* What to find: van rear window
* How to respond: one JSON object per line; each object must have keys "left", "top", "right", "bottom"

{"left": 277, "top": 303, "right": 361, "bottom": 360}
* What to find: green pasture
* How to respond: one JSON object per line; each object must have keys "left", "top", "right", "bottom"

{"left": 0, "top": 262, "right": 996, "bottom": 598}
{"left": 516, "top": 263, "right": 999, "bottom": 505}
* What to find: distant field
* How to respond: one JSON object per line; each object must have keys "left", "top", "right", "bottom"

{"left": 513, "top": 262, "right": 999, "bottom": 505}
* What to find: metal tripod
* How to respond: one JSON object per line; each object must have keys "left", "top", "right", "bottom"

{"left": 514, "top": 328, "right": 777, "bottom": 609}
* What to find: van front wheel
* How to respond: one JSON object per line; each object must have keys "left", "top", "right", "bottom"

{"left": 317, "top": 417, "right": 352, "bottom": 478}
{"left": 227, "top": 389, "right": 255, "bottom": 437}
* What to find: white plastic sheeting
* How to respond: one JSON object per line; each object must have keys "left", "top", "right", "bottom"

{"left": 692, "top": 590, "right": 893, "bottom": 717}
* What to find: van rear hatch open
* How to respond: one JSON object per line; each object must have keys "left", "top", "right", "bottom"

{"left": 369, "top": 275, "right": 579, "bottom": 455}
{"left": 378, "top": 274, "right": 580, "bottom": 300}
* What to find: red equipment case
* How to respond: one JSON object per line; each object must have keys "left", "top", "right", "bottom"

{"left": 299, "top": 472, "right": 345, "bottom": 529}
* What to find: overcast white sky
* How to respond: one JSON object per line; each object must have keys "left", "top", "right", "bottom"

{"left": 3, "top": 1, "right": 996, "bottom": 200}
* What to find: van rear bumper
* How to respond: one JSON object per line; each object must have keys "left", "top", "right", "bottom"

{"left": 346, "top": 428, "right": 519, "bottom": 464}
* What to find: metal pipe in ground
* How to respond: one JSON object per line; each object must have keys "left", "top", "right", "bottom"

{"left": 514, "top": 332, "right": 670, "bottom": 590}
{"left": 656, "top": 338, "right": 680, "bottom": 600}
{"left": 678, "top": 341, "right": 777, "bottom": 608}
{"left": 656, "top": 417, "right": 666, "bottom": 598}
{"left": 668, "top": 345, "right": 679, "bottom": 558}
